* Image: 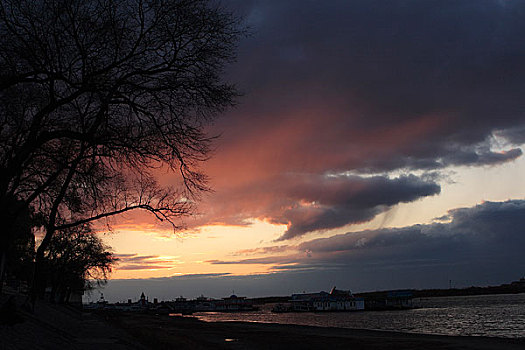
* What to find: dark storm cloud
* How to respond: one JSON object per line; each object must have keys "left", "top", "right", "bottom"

{"left": 216, "top": 200, "right": 525, "bottom": 270}
{"left": 300, "top": 199, "right": 525, "bottom": 265}
{"left": 277, "top": 174, "right": 440, "bottom": 240}
{"left": 189, "top": 0, "right": 525, "bottom": 238}
{"left": 361, "top": 146, "right": 523, "bottom": 172}
{"left": 196, "top": 173, "right": 440, "bottom": 240}
{"left": 102, "top": 200, "right": 525, "bottom": 301}
{"left": 225, "top": 0, "right": 525, "bottom": 161}
{"left": 221, "top": 0, "right": 525, "bottom": 171}
{"left": 442, "top": 147, "right": 522, "bottom": 167}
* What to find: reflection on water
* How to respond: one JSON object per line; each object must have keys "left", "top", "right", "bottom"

{"left": 194, "top": 293, "right": 525, "bottom": 338}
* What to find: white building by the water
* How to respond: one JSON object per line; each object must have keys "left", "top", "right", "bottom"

{"left": 290, "top": 287, "right": 365, "bottom": 312}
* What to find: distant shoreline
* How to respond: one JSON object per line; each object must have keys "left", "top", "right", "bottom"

{"left": 250, "top": 283, "right": 525, "bottom": 304}
{"left": 358, "top": 284, "right": 525, "bottom": 299}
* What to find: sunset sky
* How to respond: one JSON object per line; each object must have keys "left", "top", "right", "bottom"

{"left": 96, "top": 0, "right": 525, "bottom": 302}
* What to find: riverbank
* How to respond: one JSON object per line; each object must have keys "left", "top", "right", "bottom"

{"left": 194, "top": 293, "right": 525, "bottom": 339}
{"left": 0, "top": 292, "right": 145, "bottom": 349}
{"left": 2, "top": 290, "right": 524, "bottom": 349}
{"left": 104, "top": 312, "right": 525, "bottom": 350}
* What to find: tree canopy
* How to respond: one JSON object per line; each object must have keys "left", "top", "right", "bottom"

{"left": 0, "top": 0, "right": 242, "bottom": 292}
{"left": 42, "top": 225, "right": 115, "bottom": 303}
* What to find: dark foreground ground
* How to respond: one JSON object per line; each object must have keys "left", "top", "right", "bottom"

{"left": 2, "top": 293, "right": 524, "bottom": 350}
{"left": 104, "top": 312, "right": 525, "bottom": 350}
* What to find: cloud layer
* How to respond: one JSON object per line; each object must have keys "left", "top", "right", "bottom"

{"left": 214, "top": 200, "right": 525, "bottom": 273}
{"left": 104, "top": 200, "right": 525, "bottom": 300}
{"left": 171, "top": 0, "right": 525, "bottom": 239}
{"left": 114, "top": 254, "right": 179, "bottom": 271}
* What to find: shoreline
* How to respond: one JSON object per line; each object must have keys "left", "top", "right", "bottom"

{"left": 103, "top": 311, "right": 525, "bottom": 349}
{"left": 2, "top": 291, "right": 523, "bottom": 349}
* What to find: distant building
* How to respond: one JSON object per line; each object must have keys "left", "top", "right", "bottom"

{"left": 290, "top": 287, "right": 365, "bottom": 312}
{"left": 169, "top": 294, "right": 257, "bottom": 312}
{"left": 194, "top": 294, "right": 215, "bottom": 311}
{"left": 139, "top": 292, "right": 147, "bottom": 307}
{"left": 215, "top": 294, "right": 255, "bottom": 311}
{"left": 84, "top": 291, "right": 156, "bottom": 311}
{"left": 83, "top": 293, "right": 108, "bottom": 310}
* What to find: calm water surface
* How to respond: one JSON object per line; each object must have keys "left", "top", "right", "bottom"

{"left": 194, "top": 293, "right": 525, "bottom": 338}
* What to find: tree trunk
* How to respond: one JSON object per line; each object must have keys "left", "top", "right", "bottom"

{"left": 30, "top": 228, "right": 54, "bottom": 309}
{"left": 0, "top": 251, "right": 6, "bottom": 294}
{"left": 0, "top": 212, "right": 17, "bottom": 295}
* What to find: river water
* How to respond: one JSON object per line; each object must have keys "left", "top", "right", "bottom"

{"left": 194, "top": 293, "right": 525, "bottom": 338}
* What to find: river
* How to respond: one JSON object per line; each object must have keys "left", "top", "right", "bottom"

{"left": 194, "top": 293, "right": 525, "bottom": 338}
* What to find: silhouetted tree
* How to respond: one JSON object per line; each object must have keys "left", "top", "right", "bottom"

{"left": 0, "top": 197, "right": 38, "bottom": 293}
{"left": 41, "top": 224, "right": 115, "bottom": 304}
{"left": 0, "top": 0, "right": 242, "bottom": 287}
